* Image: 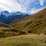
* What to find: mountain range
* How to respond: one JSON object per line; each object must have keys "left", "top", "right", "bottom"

{"left": 0, "top": 8, "right": 46, "bottom": 37}
{"left": 0, "top": 11, "right": 29, "bottom": 24}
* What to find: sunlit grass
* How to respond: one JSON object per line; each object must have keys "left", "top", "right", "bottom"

{"left": 0, "top": 34, "right": 46, "bottom": 46}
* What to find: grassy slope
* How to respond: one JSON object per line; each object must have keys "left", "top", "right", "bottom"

{"left": 0, "top": 34, "right": 46, "bottom": 46}
{"left": 0, "top": 22, "right": 10, "bottom": 31}
{"left": 0, "top": 22, "right": 26, "bottom": 37}
{"left": 11, "top": 8, "right": 46, "bottom": 34}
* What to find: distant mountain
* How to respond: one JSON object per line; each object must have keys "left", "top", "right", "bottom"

{"left": 11, "top": 8, "right": 46, "bottom": 34}
{"left": 0, "top": 11, "right": 30, "bottom": 24}
{"left": 0, "top": 8, "right": 46, "bottom": 37}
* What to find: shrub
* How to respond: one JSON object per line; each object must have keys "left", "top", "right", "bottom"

{"left": 28, "top": 31, "right": 31, "bottom": 33}
{"left": 4, "top": 32, "right": 12, "bottom": 37}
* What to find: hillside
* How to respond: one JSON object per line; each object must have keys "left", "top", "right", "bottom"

{"left": 0, "top": 22, "right": 10, "bottom": 31}
{"left": 0, "top": 34, "right": 46, "bottom": 46}
{"left": 0, "top": 22, "right": 26, "bottom": 37}
{"left": 11, "top": 8, "right": 46, "bottom": 34}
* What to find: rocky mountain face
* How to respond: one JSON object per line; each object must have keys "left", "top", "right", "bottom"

{"left": 0, "top": 11, "right": 29, "bottom": 24}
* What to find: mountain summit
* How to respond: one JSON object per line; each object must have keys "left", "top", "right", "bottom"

{"left": 0, "top": 11, "right": 29, "bottom": 24}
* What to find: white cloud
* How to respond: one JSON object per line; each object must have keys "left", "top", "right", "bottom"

{"left": 18, "top": 0, "right": 37, "bottom": 8}
{"left": 29, "top": 7, "right": 45, "bottom": 14}
{"left": 0, "top": 0, "right": 45, "bottom": 14}
{"left": 0, "top": 0, "right": 25, "bottom": 12}
{"left": 0, "top": 0, "right": 37, "bottom": 12}
{"left": 39, "top": 0, "right": 44, "bottom": 6}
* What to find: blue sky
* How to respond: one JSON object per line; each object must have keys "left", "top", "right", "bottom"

{"left": 0, "top": 0, "right": 46, "bottom": 14}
